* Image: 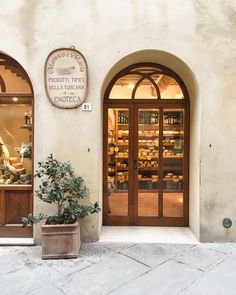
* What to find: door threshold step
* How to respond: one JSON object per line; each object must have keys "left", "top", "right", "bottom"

{"left": 100, "top": 226, "right": 199, "bottom": 244}
{"left": 0, "top": 238, "right": 34, "bottom": 246}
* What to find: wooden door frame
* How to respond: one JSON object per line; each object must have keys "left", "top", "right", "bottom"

{"left": 0, "top": 53, "right": 34, "bottom": 237}
{"left": 103, "top": 62, "right": 190, "bottom": 227}
{"left": 103, "top": 103, "right": 134, "bottom": 225}
{"left": 133, "top": 103, "right": 189, "bottom": 226}
{"left": 103, "top": 101, "right": 189, "bottom": 226}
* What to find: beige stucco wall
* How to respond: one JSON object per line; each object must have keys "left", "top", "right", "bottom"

{"left": 0, "top": 0, "right": 235, "bottom": 242}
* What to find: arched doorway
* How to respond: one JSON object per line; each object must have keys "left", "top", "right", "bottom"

{"left": 103, "top": 63, "right": 189, "bottom": 226}
{"left": 0, "top": 53, "right": 34, "bottom": 237}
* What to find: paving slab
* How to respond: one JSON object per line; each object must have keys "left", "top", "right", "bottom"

{"left": 0, "top": 250, "right": 27, "bottom": 276}
{"left": 0, "top": 264, "right": 63, "bottom": 295}
{"left": 45, "top": 257, "right": 92, "bottom": 276}
{"left": 55, "top": 253, "right": 150, "bottom": 295}
{"left": 16, "top": 246, "right": 42, "bottom": 265}
{"left": 120, "top": 243, "right": 193, "bottom": 268}
{"left": 98, "top": 242, "right": 136, "bottom": 253}
{"left": 179, "top": 254, "right": 236, "bottom": 295}
{"left": 26, "top": 284, "right": 65, "bottom": 295}
{"left": 203, "top": 242, "right": 236, "bottom": 255}
{"left": 79, "top": 242, "right": 115, "bottom": 263}
{"left": 173, "top": 245, "right": 228, "bottom": 271}
{"left": 1, "top": 243, "right": 236, "bottom": 295}
{"left": 110, "top": 259, "right": 202, "bottom": 295}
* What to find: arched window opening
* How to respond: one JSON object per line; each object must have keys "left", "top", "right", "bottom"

{"left": 107, "top": 65, "right": 185, "bottom": 100}
{"left": 103, "top": 63, "right": 189, "bottom": 227}
{"left": 0, "top": 53, "right": 34, "bottom": 238}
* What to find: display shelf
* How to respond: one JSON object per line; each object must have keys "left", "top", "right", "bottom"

{"left": 138, "top": 178, "right": 158, "bottom": 181}
{"left": 163, "top": 155, "right": 183, "bottom": 159}
{"left": 163, "top": 190, "right": 183, "bottom": 193}
{"left": 138, "top": 136, "right": 158, "bottom": 140}
{"left": 138, "top": 144, "right": 158, "bottom": 147}
{"left": 163, "top": 132, "right": 183, "bottom": 136}
{"left": 163, "top": 123, "right": 183, "bottom": 127}
{"left": 163, "top": 166, "right": 183, "bottom": 171}
{"left": 107, "top": 108, "right": 185, "bottom": 198}
{"left": 117, "top": 167, "right": 128, "bottom": 171}
{"left": 0, "top": 184, "right": 32, "bottom": 189}
{"left": 20, "top": 125, "right": 32, "bottom": 131}
{"left": 138, "top": 157, "right": 158, "bottom": 160}
{"left": 138, "top": 167, "right": 158, "bottom": 171}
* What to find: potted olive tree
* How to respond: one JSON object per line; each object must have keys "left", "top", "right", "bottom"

{"left": 22, "top": 154, "right": 100, "bottom": 259}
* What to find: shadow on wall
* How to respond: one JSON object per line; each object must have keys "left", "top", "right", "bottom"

{"left": 101, "top": 49, "right": 201, "bottom": 240}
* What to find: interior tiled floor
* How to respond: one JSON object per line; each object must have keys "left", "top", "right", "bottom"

{"left": 108, "top": 192, "right": 183, "bottom": 217}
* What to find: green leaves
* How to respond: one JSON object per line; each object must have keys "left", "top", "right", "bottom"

{"left": 62, "top": 200, "right": 101, "bottom": 221}
{"left": 21, "top": 213, "right": 46, "bottom": 227}
{"left": 22, "top": 154, "right": 101, "bottom": 226}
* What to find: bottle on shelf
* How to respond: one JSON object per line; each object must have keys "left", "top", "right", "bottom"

{"left": 125, "top": 113, "right": 128, "bottom": 124}
{"left": 24, "top": 112, "right": 30, "bottom": 126}
{"left": 121, "top": 112, "right": 124, "bottom": 123}
{"left": 150, "top": 113, "right": 156, "bottom": 124}
{"left": 118, "top": 112, "right": 129, "bottom": 124}
{"left": 167, "top": 114, "right": 171, "bottom": 124}
{"left": 155, "top": 112, "right": 159, "bottom": 124}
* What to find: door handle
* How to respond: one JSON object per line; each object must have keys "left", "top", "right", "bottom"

{"left": 133, "top": 159, "right": 137, "bottom": 170}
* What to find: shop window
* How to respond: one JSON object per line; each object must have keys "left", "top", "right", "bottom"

{"left": 0, "top": 55, "right": 33, "bottom": 186}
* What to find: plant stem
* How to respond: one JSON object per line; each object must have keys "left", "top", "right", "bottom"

{"left": 58, "top": 204, "right": 63, "bottom": 217}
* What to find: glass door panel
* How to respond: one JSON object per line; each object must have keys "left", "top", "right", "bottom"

{"left": 137, "top": 109, "right": 159, "bottom": 216}
{"left": 163, "top": 109, "right": 184, "bottom": 217}
{"left": 107, "top": 108, "right": 129, "bottom": 215}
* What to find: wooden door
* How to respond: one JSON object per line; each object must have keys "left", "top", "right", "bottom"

{"left": 133, "top": 104, "right": 189, "bottom": 226}
{"left": 103, "top": 102, "right": 189, "bottom": 226}
{"left": 103, "top": 104, "right": 134, "bottom": 225}
{"left": 0, "top": 186, "right": 33, "bottom": 237}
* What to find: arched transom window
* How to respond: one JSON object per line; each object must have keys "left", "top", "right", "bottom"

{"left": 106, "top": 64, "right": 186, "bottom": 100}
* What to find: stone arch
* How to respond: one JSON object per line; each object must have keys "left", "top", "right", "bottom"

{"left": 0, "top": 51, "right": 34, "bottom": 94}
{"left": 101, "top": 50, "right": 200, "bottom": 239}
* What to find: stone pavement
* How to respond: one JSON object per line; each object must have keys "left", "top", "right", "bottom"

{"left": 0, "top": 242, "right": 236, "bottom": 295}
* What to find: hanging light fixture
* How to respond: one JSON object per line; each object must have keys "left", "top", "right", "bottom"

{"left": 128, "top": 83, "right": 135, "bottom": 89}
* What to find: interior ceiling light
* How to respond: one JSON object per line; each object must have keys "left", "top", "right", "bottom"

{"left": 128, "top": 83, "right": 135, "bottom": 89}
{"left": 12, "top": 97, "right": 18, "bottom": 102}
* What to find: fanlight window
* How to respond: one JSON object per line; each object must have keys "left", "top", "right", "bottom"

{"left": 108, "top": 66, "right": 184, "bottom": 100}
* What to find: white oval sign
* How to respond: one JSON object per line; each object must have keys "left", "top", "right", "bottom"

{"left": 45, "top": 48, "right": 88, "bottom": 109}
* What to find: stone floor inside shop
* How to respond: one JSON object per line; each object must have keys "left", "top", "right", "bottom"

{"left": 0, "top": 241, "right": 236, "bottom": 295}
{"left": 108, "top": 192, "right": 183, "bottom": 216}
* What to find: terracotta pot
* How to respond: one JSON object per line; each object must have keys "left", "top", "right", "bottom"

{"left": 41, "top": 220, "right": 80, "bottom": 259}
